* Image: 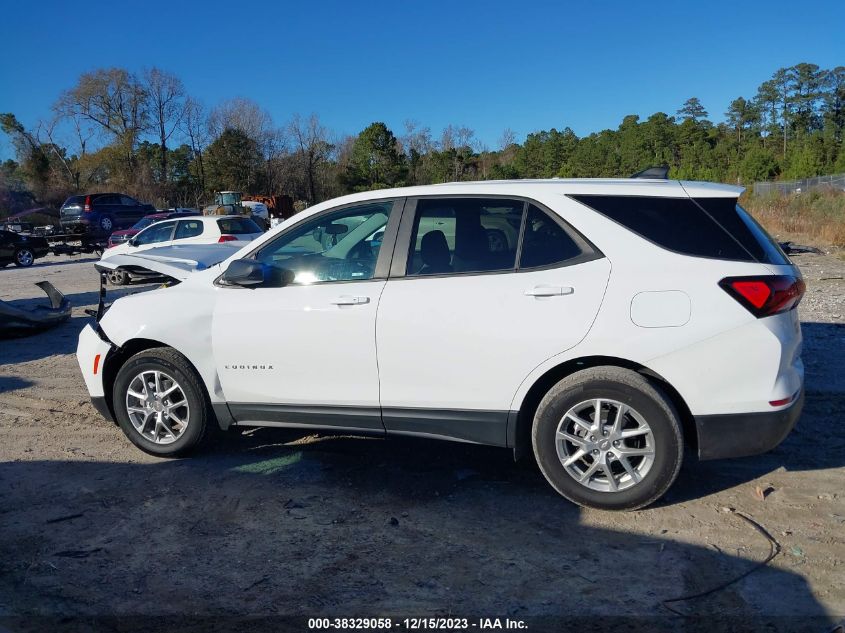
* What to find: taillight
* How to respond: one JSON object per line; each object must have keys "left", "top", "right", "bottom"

{"left": 218, "top": 235, "right": 237, "bottom": 242}
{"left": 83, "top": 195, "right": 92, "bottom": 213}
{"left": 719, "top": 275, "right": 805, "bottom": 317}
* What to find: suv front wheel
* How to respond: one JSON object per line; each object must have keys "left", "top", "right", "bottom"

{"left": 532, "top": 366, "right": 683, "bottom": 511}
{"left": 113, "top": 348, "right": 212, "bottom": 456}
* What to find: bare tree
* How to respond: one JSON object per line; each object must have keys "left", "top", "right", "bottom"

{"left": 208, "top": 98, "right": 273, "bottom": 149}
{"left": 288, "top": 113, "right": 332, "bottom": 203}
{"left": 180, "top": 97, "right": 209, "bottom": 205}
{"left": 55, "top": 68, "right": 148, "bottom": 177}
{"left": 498, "top": 128, "right": 517, "bottom": 150}
{"left": 143, "top": 68, "right": 186, "bottom": 189}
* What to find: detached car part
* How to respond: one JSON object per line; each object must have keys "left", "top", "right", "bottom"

{"left": 0, "top": 281, "right": 71, "bottom": 336}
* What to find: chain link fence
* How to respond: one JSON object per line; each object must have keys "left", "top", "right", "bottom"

{"left": 754, "top": 173, "right": 845, "bottom": 196}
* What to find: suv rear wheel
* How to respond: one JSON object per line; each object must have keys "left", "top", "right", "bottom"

{"left": 532, "top": 366, "right": 683, "bottom": 511}
{"left": 98, "top": 216, "right": 114, "bottom": 233}
{"left": 113, "top": 348, "right": 212, "bottom": 456}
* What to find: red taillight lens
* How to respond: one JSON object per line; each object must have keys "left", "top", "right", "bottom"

{"left": 719, "top": 275, "right": 805, "bottom": 317}
{"left": 83, "top": 195, "right": 92, "bottom": 213}
{"left": 218, "top": 235, "right": 237, "bottom": 243}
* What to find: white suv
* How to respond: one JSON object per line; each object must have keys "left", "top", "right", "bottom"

{"left": 76, "top": 178, "right": 805, "bottom": 510}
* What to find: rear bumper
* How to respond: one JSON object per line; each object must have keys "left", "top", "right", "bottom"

{"left": 695, "top": 390, "right": 804, "bottom": 460}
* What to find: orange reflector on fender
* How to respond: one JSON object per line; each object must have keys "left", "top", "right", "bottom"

{"left": 93, "top": 354, "right": 101, "bottom": 375}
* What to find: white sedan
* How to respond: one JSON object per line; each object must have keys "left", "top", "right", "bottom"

{"left": 101, "top": 215, "right": 264, "bottom": 285}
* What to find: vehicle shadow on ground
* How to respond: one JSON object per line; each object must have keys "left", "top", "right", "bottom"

{"left": 0, "top": 454, "right": 834, "bottom": 631}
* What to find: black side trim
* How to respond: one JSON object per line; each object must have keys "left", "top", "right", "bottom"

{"left": 226, "top": 403, "right": 511, "bottom": 447}
{"left": 90, "top": 396, "right": 114, "bottom": 422}
{"left": 229, "top": 403, "right": 385, "bottom": 432}
{"left": 694, "top": 391, "right": 803, "bottom": 460}
{"left": 382, "top": 407, "right": 509, "bottom": 447}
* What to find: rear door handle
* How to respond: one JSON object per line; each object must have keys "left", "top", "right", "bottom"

{"left": 330, "top": 295, "right": 370, "bottom": 306}
{"left": 525, "top": 285, "right": 574, "bottom": 297}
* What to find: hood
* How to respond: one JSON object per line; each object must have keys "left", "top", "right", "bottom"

{"left": 94, "top": 242, "right": 248, "bottom": 281}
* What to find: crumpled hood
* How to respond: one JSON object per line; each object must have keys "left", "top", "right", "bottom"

{"left": 94, "top": 242, "right": 248, "bottom": 281}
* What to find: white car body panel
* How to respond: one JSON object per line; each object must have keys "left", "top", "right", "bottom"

{"left": 212, "top": 281, "right": 386, "bottom": 409}
{"left": 376, "top": 257, "right": 611, "bottom": 411}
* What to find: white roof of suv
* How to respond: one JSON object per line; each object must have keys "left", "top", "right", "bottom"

{"left": 300, "top": 179, "right": 744, "bottom": 213}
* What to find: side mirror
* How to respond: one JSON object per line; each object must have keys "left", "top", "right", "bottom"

{"left": 127, "top": 238, "right": 137, "bottom": 247}
{"left": 219, "top": 258, "right": 294, "bottom": 288}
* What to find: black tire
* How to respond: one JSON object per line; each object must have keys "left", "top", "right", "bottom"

{"left": 532, "top": 366, "right": 683, "bottom": 511}
{"left": 14, "top": 248, "right": 35, "bottom": 267}
{"left": 113, "top": 347, "right": 213, "bottom": 457}
{"left": 107, "top": 269, "right": 129, "bottom": 285}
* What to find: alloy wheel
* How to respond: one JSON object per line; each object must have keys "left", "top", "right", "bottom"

{"left": 555, "top": 398, "right": 655, "bottom": 493}
{"left": 125, "top": 370, "right": 190, "bottom": 444}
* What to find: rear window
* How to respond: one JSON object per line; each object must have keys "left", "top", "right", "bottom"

{"left": 569, "top": 194, "right": 787, "bottom": 263}
{"left": 62, "top": 196, "right": 84, "bottom": 207}
{"left": 218, "top": 217, "right": 262, "bottom": 235}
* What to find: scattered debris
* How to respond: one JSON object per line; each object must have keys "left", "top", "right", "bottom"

{"left": 779, "top": 241, "right": 822, "bottom": 255}
{"left": 243, "top": 575, "right": 270, "bottom": 591}
{"left": 754, "top": 485, "right": 775, "bottom": 501}
{"left": 790, "top": 546, "right": 805, "bottom": 557}
{"left": 45, "top": 512, "right": 84, "bottom": 524}
{"left": 662, "top": 510, "right": 781, "bottom": 616}
{"left": 52, "top": 548, "right": 103, "bottom": 558}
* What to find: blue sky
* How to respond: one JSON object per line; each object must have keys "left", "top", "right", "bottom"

{"left": 1, "top": 0, "right": 843, "bottom": 160}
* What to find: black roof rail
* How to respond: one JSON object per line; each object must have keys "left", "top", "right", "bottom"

{"left": 630, "top": 166, "right": 670, "bottom": 179}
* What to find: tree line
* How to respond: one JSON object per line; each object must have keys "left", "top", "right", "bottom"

{"left": 1, "top": 62, "right": 844, "bottom": 214}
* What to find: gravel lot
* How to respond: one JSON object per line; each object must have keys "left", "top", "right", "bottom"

{"left": 1, "top": 250, "right": 843, "bottom": 631}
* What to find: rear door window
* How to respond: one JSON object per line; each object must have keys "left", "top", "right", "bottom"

{"left": 218, "top": 217, "right": 262, "bottom": 235}
{"left": 406, "top": 198, "right": 523, "bottom": 276}
{"left": 519, "top": 204, "right": 595, "bottom": 268}
{"left": 174, "top": 219, "right": 204, "bottom": 240}
{"left": 95, "top": 194, "right": 120, "bottom": 207}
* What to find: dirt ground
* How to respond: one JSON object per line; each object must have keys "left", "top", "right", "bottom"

{"left": 1, "top": 250, "right": 844, "bottom": 632}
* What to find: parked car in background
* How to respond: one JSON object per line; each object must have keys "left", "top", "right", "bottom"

{"left": 0, "top": 229, "right": 50, "bottom": 267}
{"left": 100, "top": 215, "right": 264, "bottom": 284}
{"left": 60, "top": 193, "right": 156, "bottom": 237}
{"left": 107, "top": 210, "right": 201, "bottom": 248}
{"left": 77, "top": 177, "right": 805, "bottom": 510}
{"left": 241, "top": 200, "right": 270, "bottom": 229}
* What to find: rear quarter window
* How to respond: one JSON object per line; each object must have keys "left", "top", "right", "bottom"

{"left": 218, "top": 217, "right": 262, "bottom": 234}
{"left": 570, "top": 194, "right": 764, "bottom": 262}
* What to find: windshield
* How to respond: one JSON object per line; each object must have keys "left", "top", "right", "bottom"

{"left": 132, "top": 217, "right": 156, "bottom": 231}
{"left": 218, "top": 192, "right": 241, "bottom": 205}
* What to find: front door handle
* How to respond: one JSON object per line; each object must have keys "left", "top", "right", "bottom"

{"left": 525, "top": 285, "right": 574, "bottom": 297}
{"left": 330, "top": 295, "right": 370, "bottom": 306}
